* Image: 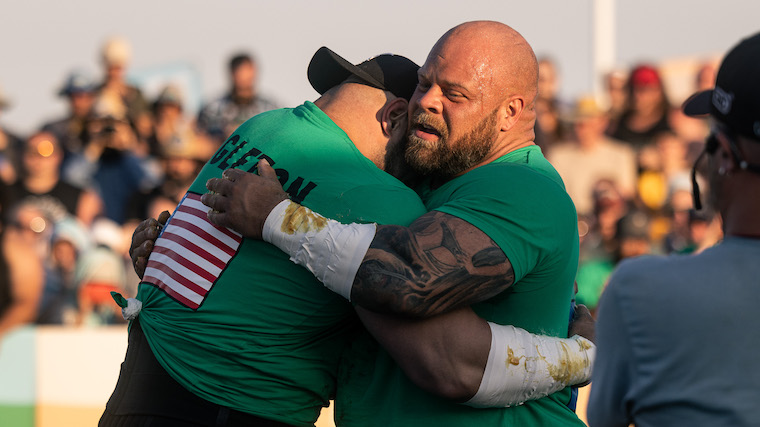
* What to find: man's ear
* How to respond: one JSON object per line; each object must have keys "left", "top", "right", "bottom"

{"left": 499, "top": 96, "right": 525, "bottom": 132}
{"left": 382, "top": 97, "right": 409, "bottom": 137}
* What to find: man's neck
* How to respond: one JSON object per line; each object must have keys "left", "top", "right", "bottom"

{"left": 456, "top": 138, "right": 536, "bottom": 178}
{"left": 314, "top": 87, "right": 389, "bottom": 170}
{"left": 231, "top": 88, "right": 254, "bottom": 104}
{"left": 24, "top": 174, "right": 59, "bottom": 194}
{"left": 721, "top": 175, "right": 760, "bottom": 239}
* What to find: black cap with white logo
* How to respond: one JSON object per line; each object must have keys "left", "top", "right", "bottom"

{"left": 683, "top": 32, "right": 760, "bottom": 141}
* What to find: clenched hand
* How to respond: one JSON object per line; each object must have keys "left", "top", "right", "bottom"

{"left": 202, "top": 159, "right": 289, "bottom": 239}
{"left": 130, "top": 210, "right": 171, "bottom": 279}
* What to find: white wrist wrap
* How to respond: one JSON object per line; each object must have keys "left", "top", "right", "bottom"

{"left": 464, "top": 322, "right": 595, "bottom": 408}
{"left": 262, "top": 199, "right": 376, "bottom": 300}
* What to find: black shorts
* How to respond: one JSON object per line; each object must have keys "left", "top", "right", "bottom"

{"left": 99, "top": 317, "right": 297, "bottom": 427}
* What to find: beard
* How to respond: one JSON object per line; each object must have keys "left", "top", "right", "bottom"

{"left": 404, "top": 108, "right": 499, "bottom": 183}
{"left": 383, "top": 134, "right": 424, "bottom": 189}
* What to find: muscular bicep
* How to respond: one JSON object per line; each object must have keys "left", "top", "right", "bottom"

{"left": 354, "top": 306, "right": 489, "bottom": 401}
{"left": 351, "top": 211, "right": 515, "bottom": 317}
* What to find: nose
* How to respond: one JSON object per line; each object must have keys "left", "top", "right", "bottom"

{"left": 414, "top": 85, "right": 443, "bottom": 115}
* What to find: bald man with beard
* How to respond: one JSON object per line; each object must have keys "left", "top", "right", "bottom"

{"left": 203, "top": 21, "right": 588, "bottom": 426}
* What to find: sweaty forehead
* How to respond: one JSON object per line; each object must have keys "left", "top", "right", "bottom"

{"left": 423, "top": 41, "right": 497, "bottom": 95}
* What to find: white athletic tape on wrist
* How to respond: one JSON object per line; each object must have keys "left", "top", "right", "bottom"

{"left": 263, "top": 199, "right": 376, "bottom": 300}
{"left": 464, "top": 322, "right": 595, "bottom": 408}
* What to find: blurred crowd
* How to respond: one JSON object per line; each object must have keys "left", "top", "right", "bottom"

{"left": 0, "top": 36, "right": 722, "bottom": 337}
{"left": 0, "top": 37, "right": 279, "bottom": 336}
{"left": 536, "top": 57, "right": 723, "bottom": 315}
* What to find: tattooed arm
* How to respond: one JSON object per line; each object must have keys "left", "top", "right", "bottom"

{"left": 203, "top": 163, "right": 516, "bottom": 318}
{"left": 128, "top": 208, "right": 597, "bottom": 406}
{"left": 351, "top": 211, "right": 514, "bottom": 317}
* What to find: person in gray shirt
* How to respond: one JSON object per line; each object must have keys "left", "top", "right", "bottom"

{"left": 588, "top": 31, "right": 760, "bottom": 427}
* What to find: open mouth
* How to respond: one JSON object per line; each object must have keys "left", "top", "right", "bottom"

{"left": 412, "top": 122, "right": 442, "bottom": 141}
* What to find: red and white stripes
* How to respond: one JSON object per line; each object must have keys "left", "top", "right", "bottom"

{"left": 143, "top": 192, "right": 243, "bottom": 309}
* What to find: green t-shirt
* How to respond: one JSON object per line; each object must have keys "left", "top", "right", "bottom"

{"left": 575, "top": 258, "right": 614, "bottom": 310}
{"left": 136, "top": 101, "right": 427, "bottom": 427}
{"left": 336, "top": 146, "right": 583, "bottom": 426}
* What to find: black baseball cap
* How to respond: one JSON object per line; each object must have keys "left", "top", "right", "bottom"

{"left": 682, "top": 32, "right": 760, "bottom": 141}
{"left": 308, "top": 47, "right": 420, "bottom": 100}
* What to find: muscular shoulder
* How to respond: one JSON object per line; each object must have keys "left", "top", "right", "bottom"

{"left": 334, "top": 183, "right": 426, "bottom": 226}
{"left": 433, "top": 162, "right": 575, "bottom": 223}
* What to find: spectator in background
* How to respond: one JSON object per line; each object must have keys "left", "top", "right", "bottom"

{"left": 96, "top": 36, "right": 151, "bottom": 156}
{"left": 76, "top": 218, "right": 128, "bottom": 325}
{"left": 547, "top": 96, "right": 636, "bottom": 217}
{"left": 197, "top": 52, "right": 279, "bottom": 144}
{"left": 535, "top": 96, "right": 567, "bottom": 151}
{"left": 609, "top": 64, "right": 673, "bottom": 152}
{"left": 603, "top": 68, "right": 628, "bottom": 127}
{"left": 149, "top": 84, "right": 194, "bottom": 156}
{"left": 588, "top": 32, "right": 760, "bottom": 427}
{"left": 63, "top": 106, "right": 160, "bottom": 225}
{"left": 576, "top": 208, "right": 652, "bottom": 315}
{"left": 48, "top": 217, "right": 92, "bottom": 325}
{"left": 537, "top": 56, "right": 562, "bottom": 104}
{"left": 0, "top": 86, "right": 21, "bottom": 184}
{"left": 654, "top": 130, "right": 691, "bottom": 184}
{"left": 0, "top": 210, "right": 44, "bottom": 339}
{"left": 534, "top": 56, "right": 567, "bottom": 151}
{"left": 0, "top": 132, "right": 101, "bottom": 325}
{"left": 668, "top": 107, "right": 709, "bottom": 154}
{"left": 574, "top": 180, "right": 634, "bottom": 314}
{"left": 41, "top": 70, "right": 98, "bottom": 164}
{"left": 127, "top": 126, "right": 214, "bottom": 223}
{"left": 633, "top": 130, "right": 694, "bottom": 246}
{"left": 580, "top": 180, "right": 632, "bottom": 261}
{"left": 2, "top": 201, "right": 70, "bottom": 325}
{"left": 613, "top": 209, "right": 654, "bottom": 260}
{"left": 0, "top": 131, "right": 102, "bottom": 228}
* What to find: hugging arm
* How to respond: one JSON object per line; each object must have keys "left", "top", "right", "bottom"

{"left": 350, "top": 211, "right": 514, "bottom": 317}
{"left": 203, "top": 161, "right": 514, "bottom": 317}
{"left": 356, "top": 305, "right": 595, "bottom": 406}
{"left": 129, "top": 210, "right": 595, "bottom": 407}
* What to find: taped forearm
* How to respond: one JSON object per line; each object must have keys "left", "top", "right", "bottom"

{"left": 464, "top": 322, "right": 595, "bottom": 408}
{"left": 262, "top": 199, "right": 375, "bottom": 300}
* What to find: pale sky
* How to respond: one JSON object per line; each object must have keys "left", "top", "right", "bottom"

{"left": 1, "top": 0, "right": 758, "bottom": 134}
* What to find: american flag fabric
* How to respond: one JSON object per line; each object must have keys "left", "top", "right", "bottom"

{"left": 143, "top": 192, "right": 243, "bottom": 309}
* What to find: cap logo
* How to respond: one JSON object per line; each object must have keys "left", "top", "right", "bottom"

{"left": 712, "top": 86, "right": 733, "bottom": 115}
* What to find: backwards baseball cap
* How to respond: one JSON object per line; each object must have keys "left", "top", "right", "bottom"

{"left": 308, "top": 47, "right": 419, "bottom": 100}
{"left": 682, "top": 32, "right": 760, "bottom": 141}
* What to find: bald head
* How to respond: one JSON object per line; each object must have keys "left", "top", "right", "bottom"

{"left": 433, "top": 21, "right": 538, "bottom": 107}
{"left": 405, "top": 21, "right": 539, "bottom": 181}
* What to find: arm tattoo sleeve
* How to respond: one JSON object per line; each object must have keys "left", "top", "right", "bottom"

{"left": 351, "top": 211, "right": 515, "bottom": 317}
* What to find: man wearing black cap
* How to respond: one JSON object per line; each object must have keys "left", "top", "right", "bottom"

{"left": 588, "top": 32, "right": 760, "bottom": 427}
{"left": 41, "top": 70, "right": 97, "bottom": 162}
{"left": 104, "top": 46, "right": 592, "bottom": 427}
